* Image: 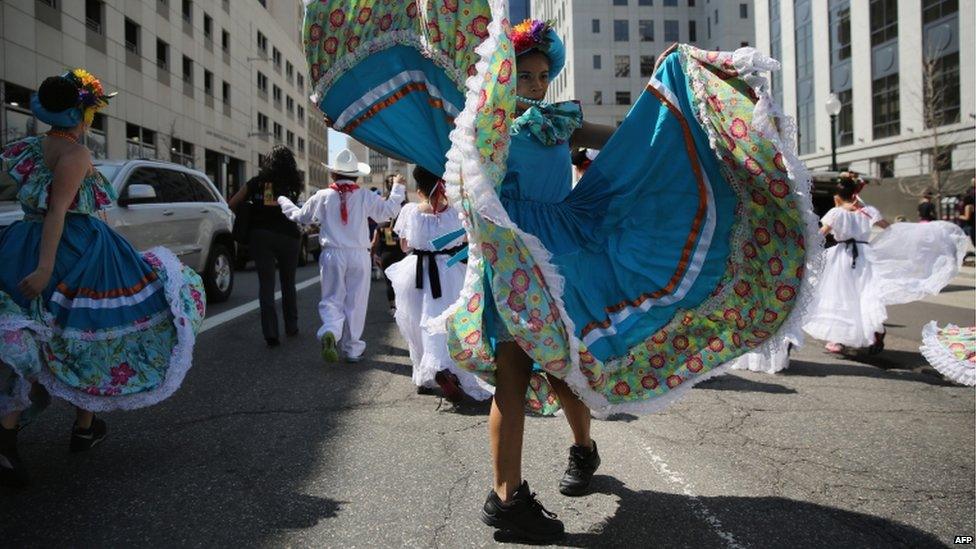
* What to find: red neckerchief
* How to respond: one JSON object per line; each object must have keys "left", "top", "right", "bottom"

{"left": 329, "top": 182, "right": 359, "bottom": 224}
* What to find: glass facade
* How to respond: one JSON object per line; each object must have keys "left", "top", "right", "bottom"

{"left": 794, "top": 0, "right": 815, "bottom": 154}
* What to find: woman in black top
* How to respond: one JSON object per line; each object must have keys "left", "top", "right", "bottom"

{"left": 229, "top": 146, "right": 302, "bottom": 346}
{"left": 371, "top": 174, "right": 407, "bottom": 314}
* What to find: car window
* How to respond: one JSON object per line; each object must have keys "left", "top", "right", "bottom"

{"left": 95, "top": 165, "right": 121, "bottom": 184}
{"left": 124, "top": 167, "right": 165, "bottom": 203}
{"left": 157, "top": 169, "right": 199, "bottom": 203}
{"left": 187, "top": 174, "right": 219, "bottom": 203}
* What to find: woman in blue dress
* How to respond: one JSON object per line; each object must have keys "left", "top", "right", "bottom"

{"left": 0, "top": 70, "right": 205, "bottom": 488}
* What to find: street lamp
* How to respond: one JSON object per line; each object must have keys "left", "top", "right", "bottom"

{"left": 825, "top": 92, "right": 842, "bottom": 172}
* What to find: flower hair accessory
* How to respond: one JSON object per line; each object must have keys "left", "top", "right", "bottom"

{"left": 30, "top": 68, "right": 116, "bottom": 128}
{"left": 509, "top": 19, "right": 566, "bottom": 78}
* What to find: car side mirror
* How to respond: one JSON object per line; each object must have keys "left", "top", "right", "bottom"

{"left": 119, "top": 184, "right": 156, "bottom": 206}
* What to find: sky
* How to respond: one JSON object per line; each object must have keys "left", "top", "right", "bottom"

{"left": 327, "top": 128, "right": 348, "bottom": 164}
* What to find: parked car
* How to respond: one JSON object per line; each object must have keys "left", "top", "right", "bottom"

{"left": 0, "top": 158, "right": 236, "bottom": 303}
{"left": 234, "top": 219, "right": 321, "bottom": 270}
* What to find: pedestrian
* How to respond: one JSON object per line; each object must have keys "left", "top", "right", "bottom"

{"left": 0, "top": 70, "right": 205, "bottom": 487}
{"left": 277, "top": 149, "right": 405, "bottom": 363}
{"left": 228, "top": 145, "right": 303, "bottom": 347}
{"left": 384, "top": 166, "right": 493, "bottom": 403}
{"left": 370, "top": 174, "right": 407, "bottom": 315}
{"left": 959, "top": 183, "right": 975, "bottom": 246}
{"left": 918, "top": 192, "right": 937, "bottom": 222}
{"left": 804, "top": 177, "right": 891, "bottom": 354}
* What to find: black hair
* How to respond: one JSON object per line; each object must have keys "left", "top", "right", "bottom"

{"left": 571, "top": 148, "right": 589, "bottom": 168}
{"left": 413, "top": 165, "right": 441, "bottom": 197}
{"left": 516, "top": 49, "right": 551, "bottom": 70}
{"left": 834, "top": 178, "right": 859, "bottom": 202}
{"left": 257, "top": 145, "right": 302, "bottom": 199}
{"left": 37, "top": 75, "right": 79, "bottom": 113}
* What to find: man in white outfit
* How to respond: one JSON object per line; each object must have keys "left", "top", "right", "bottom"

{"left": 278, "top": 149, "right": 406, "bottom": 363}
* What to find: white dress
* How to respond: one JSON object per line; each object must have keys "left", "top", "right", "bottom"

{"left": 802, "top": 206, "right": 887, "bottom": 348}
{"left": 385, "top": 204, "right": 493, "bottom": 400}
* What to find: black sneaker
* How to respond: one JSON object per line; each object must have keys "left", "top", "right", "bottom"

{"left": 481, "top": 481, "right": 565, "bottom": 542}
{"left": 0, "top": 425, "right": 29, "bottom": 488}
{"left": 559, "top": 440, "right": 601, "bottom": 496}
{"left": 70, "top": 416, "right": 107, "bottom": 453}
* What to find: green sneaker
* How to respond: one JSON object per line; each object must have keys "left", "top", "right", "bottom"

{"left": 320, "top": 332, "right": 339, "bottom": 363}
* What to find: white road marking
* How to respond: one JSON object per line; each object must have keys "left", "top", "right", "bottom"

{"left": 200, "top": 276, "right": 320, "bottom": 334}
{"left": 641, "top": 445, "right": 746, "bottom": 549}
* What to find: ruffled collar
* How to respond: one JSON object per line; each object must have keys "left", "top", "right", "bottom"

{"left": 511, "top": 101, "right": 583, "bottom": 146}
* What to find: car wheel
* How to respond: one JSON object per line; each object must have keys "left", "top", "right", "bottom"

{"left": 297, "top": 237, "right": 308, "bottom": 267}
{"left": 204, "top": 243, "right": 234, "bottom": 303}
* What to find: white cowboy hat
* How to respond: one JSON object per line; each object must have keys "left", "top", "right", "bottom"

{"left": 323, "top": 148, "right": 371, "bottom": 177}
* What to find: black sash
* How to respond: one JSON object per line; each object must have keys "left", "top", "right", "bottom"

{"left": 840, "top": 238, "right": 869, "bottom": 269}
{"left": 413, "top": 245, "right": 466, "bottom": 299}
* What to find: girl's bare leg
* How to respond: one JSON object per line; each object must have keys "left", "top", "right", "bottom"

{"left": 490, "top": 341, "right": 533, "bottom": 501}
{"left": 74, "top": 408, "right": 93, "bottom": 429}
{"left": 546, "top": 374, "right": 592, "bottom": 448}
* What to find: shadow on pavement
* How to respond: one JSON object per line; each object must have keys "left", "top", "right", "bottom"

{"left": 784, "top": 358, "right": 957, "bottom": 387}
{"left": 696, "top": 374, "right": 798, "bottom": 394}
{"left": 548, "top": 476, "right": 946, "bottom": 548}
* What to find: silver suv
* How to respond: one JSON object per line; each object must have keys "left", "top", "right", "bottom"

{"left": 0, "top": 159, "right": 236, "bottom": 303}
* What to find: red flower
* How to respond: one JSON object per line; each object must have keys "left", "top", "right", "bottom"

{"left": 443, "top": 0, "right": 458, "bottom": 13}
{"left": 477, "top": 89, "right": 488, "bottom": 110}
{"left": 308, "top": 23, "right": 323, "bottom": 42}
{"left": 454, "top": 349, "right": 473, "bottom": 361}
{"left": 768, "top": 257, "right": 783, "bottom": 276}
{"left": 329, "top": 8, "right": 345, "bottom": 28}
{"left": 762, "top": 309, "right": 779, "bottom": 324}
{"left": 506, "top": 292, "right": 526, "bottom": 313}
{"left": 455, "top": 29, "right": 467, "bottom": 51}
{"left": 492, "top": 108, "right": 507, "bottom": 130}
{"left": 324, "top": 37, "right": 339, "bottom": 54}
{"left": 467, "top": 64, "right": 478, "bottom": 77}
{"left": 110, "top": 362, "right": 136, "bottom": 386}
{"left": 773, "top": 220, "right": 787, "bottom": 238}
{"left": 641, "top": 374, "right": 659, "bottom": 390}
{"left": 672, "top": 335, "right": 689, "bottom": 351}
{"left": 754, "top": 227, "right": 771, "bottom": 246}
{"left": 428, "top": 20, "right": 443, "bottom": 42}
{"left": 379, "top": 14, "right": 393, "bottom": 31}
{"left": 686, "top": 356, "right": 704, "bottom": 372}
{"left": 744, "top": 157, "right": 763, "bottom": 175}
{"left": 732, "top": 332, "right": 742, "bottom": 347}
{"left": 466, "top": 293, "right": 481, "bottom": 312}
{"left": 545, "top": 359, "right": 568, "bottom": 372}
{"left": 613, "top": 381, "right": 631, "bottom": 396}
{"left": 708, "top": 337, "right": 724, "bottom": 352}
{"left": 2, "top": 141, "right": 29, "bottom": 158}
{"left": 497, "top": 59, "right": 513, "bottom": 84}
{"left": 510, "top": 269, "right": 530, "bottom": 293}
{"left": 768, "top": 179, "right": 789, "bottom": 198}
{"left": 652, "top": 330, "right": 668, "bottom": 344}
{"left": 14, "top": 158, "right": 35, "bottom": 177}
{"left": 465, "top": 331, "right": 481, "bottom": 345}
{"left": 528, "top": 317, "right": 543, "bottom": 333}
{"left": 469, "top": 15, "right": 489, "bottom": 39}
{"left": 357, "top": 7, "right": 372, "bottom": 24}
{"left": 773, "top": 152, "right": 787, "bottom": 172}
{"left": 734, "top": 280, "right": 752, "bottom": 297}
{"left": 775, "top": 285, "right": 796, "bottom": 302}
{"left": 666, "top": 375, "right": 683, "bottom": 388}
{"left": 310, "top": 63, "right": 322, "bottom": 80}
{"left": 406, "top": 2, "right": 418, "bottom": 18}
{"left": 730, "top": 118, "right": 748, "bottom": 138}
{"left": 346, "top": 35, "right": 361, "bottom": 53}
{"left": 650, "top": 354, "right": 665, "bottom": 369}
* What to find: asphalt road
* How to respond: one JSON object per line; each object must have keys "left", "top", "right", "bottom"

{"left": 1, "top": 265, "right": 973, "bottom": 548}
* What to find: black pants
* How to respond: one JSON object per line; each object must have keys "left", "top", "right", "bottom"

{"left": 380, "top": 248, "right": 406, "bottom": 303}
{"left": 250, "top": 229, "right": 300, "bottom": 340}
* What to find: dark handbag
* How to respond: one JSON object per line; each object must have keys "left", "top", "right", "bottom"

{"left": 232, "top": 198, "right": 253, "bottom": 244}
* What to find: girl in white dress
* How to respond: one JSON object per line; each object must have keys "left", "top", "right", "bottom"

{"left": 385, "top": 167, "right": 493, "bottom": 402}
{"left": 804, "top": 179, "right": 891, "bottom": 353}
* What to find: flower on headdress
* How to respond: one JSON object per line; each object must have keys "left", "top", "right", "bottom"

{"left": 509, "top": 19, "right": 554, "bottom": 55}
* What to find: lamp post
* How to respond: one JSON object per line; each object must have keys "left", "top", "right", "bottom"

{"left": 825, "top": 92, "right": 842, "bottom": 172}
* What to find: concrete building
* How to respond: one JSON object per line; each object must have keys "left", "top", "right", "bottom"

{"left": 0, "top": 0, "right": 312, "bottom": 198}
{"left": 306, "top": 98, "right": 329, "bottom": 191}
{"left": 531, "top": 0, "right": 755, "bottom": 125}
{"left": 753, "top": 0, "right": 974, "bottom": 201}
{"left": 510, "top": 0, "right": 531, "bottom": 22}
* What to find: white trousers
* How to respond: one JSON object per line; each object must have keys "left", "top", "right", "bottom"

{"left": 317, "top": 248, "right": 371, "bottom": 357}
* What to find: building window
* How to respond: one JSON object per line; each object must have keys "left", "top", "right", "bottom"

{"left": 37, "top": 0, "right": 58, "bottom": 7}
{"left": 171, "top": 138, "right": 194, "bottom": 167}
{"left": 593, "top": 54, "right": 602, "bottom": 70}
{"left": 688, "top": 0, "right": 694, "bottom": 6}
{"left": 257, "top": 72, "right": 268, "bottom": 92}
{"left": 222, "top": 81, "right": 231, "bottom": 104}
{"left": 181, "top": 0, "right": 192, "bottom": 23}
{"left": 740, "top": 41, "right": 749, "bottom": 47}
{"left": 298, "top": 137, "right": 305, "bottom": 154}
{"left": 273, "top": 122, "right": 282, "bottom": 142}
{"left": 126, "top": 124, "right": 157, "bottom": 159}
{"left": 925, "top": 52, "right": 960, "bottom": 127}
{"left": 639, "top": 0, "right": 652, "bottom": 5}
{"left": 714, "top": 8, "right": 719, "bottom": 23}
{"left": 872, "top": 73, "right": 900, "bottom": 138}
{"left": 297, "top": 105, "right": 305, "bottom": 122}
{"left": 286, "top": 96, "right": 294, "bottom": 114}
{"left": 286, "top": 130, "right": 295, "bottom": 148}
{"left": 124, "top": 18, "right": 140, "bottom": 53}
{"left": 922, "top": 0, "right": 958, "bottom": 24}
{"left": 837, "top": 89, "right": 853, "bottom": 145}
{"left": 877, "top": 158, "right": 895, "bottom": 178}
{"left": 614, "top": 20, "right": 629, "bottom": 41}
{"left": 203, "top": 12, "right": 212, "bottom": 40}
{"left": 592, "top": 19, "right": 600, "bottom": 33}
{"left": 615, "top": 55, "right": 630, "bottom": 77}
{"left": 86, "top": 113, "right": 107, "bottom": 159}
{"left": 794, "top": 0, "right": 815, "bottom": 155}
{"left": 613, "top": 0, "right": 627, "bottom": 5}
{"left": 639, "top": 20, "right": 654, "bottom": 42}
{"left": 664, "top": 20, "right": 679, "bottom": 42}
{"left": 663, "top": 0, "right": 676, "bottom": 5}
{"left": 156, "top": 39, "right": 169, "bottom": 69}
{"left": 832, "top": 3, "right": 851, "bottom": 60}
{"left": 272, "top": 85, "right": 282, "bottom": 106}
{"left": 222, "top": 29, "right": 230, "bottom": 52}
{"left": 869, "top": 0, "right": 897, "bottom": 46}
{"left": 297, "top": 74, "right": 304, "bottom": 92}
{"left": 286, "top": 61, "right": 294, "bottom": 82}
{"left": 257, "top": 112, "right": 269, "bottom": 133}
{"left": 272, "top": 47, "right": 282, "bottom": 70}
{"left": 615, "top": 91, "right": 631, "bottom": 105}
{"left": 182, "top": 56, "right": 193, "bottom": 82}
{"left": 740, "top": 3, "right": 748, "bottom": 18}
{"left": 256, "top": 30, "right": 268, "bottom": 53}
{"left": 769, "top": 0, "right": 782, "bottom": 106}
{"left": 85, "top": 0, "right": 103, "bottom": 34}
{"left": 594, "top": 91, "right": 603, "bottom": 105}
{"left": 204, "top": 70, "right": 213, "bottom": 96}
{"left": 640, "top": 55, "right": 655, "bottom": 77}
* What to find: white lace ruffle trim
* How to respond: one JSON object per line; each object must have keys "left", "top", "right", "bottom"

{"left": 919, "top": 321, "right": 976, "bottom": 387}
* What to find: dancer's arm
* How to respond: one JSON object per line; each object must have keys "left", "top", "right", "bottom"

{"left": 18, "top": 147, "right": 89, "bottom": 299}
{"left": 365, "top": 175, "right": 406, "bottom": 221}
{"left": 278, "top": 191, "right": 321, "bottom": 225}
